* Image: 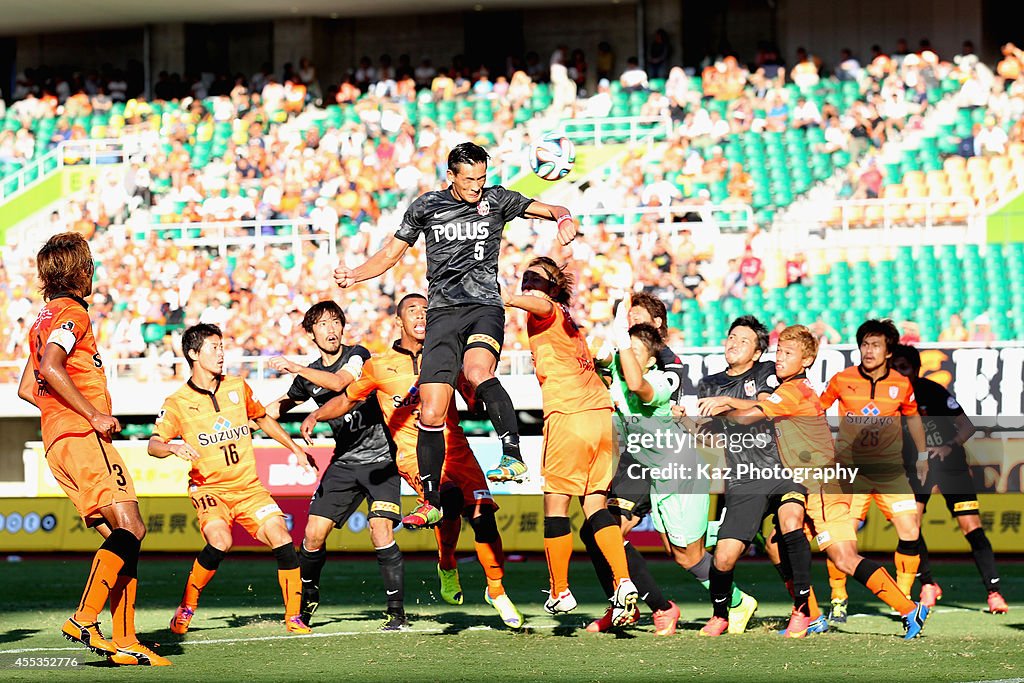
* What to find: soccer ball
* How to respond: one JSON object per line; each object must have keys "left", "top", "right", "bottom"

{"left": 529, "top": 133, "right": 576, "bottom": 181}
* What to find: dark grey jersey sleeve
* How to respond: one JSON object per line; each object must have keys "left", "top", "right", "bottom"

{"left": 395, "top": 196, "right": 428, "bottom": 245}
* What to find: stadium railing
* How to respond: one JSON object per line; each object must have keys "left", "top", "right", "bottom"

{"left": 124, "top": 218, "right": 336, "bottom": 258}
{"left": 565, "top": 202, "right": 754, "bottom": 234}
{"left": 556, "top": 114, "right": 674, "bottom": 148}
{"left": 0, "top": 138, "right": 135, "bottom": 202}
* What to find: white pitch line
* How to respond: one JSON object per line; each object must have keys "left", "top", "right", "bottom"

{"left": 0, "top": 622, "right": 562, "bottom": 655}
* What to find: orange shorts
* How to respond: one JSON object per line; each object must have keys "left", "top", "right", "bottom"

{"left": 803, "top": 484, "right": 858, "bottom": 550}
{"left": 189, "top": 485, "right": 283, "bottom": 539}
{"left": 851, "top": 491, "right": 918, "bottom": 521}
{"left": 396, "top": 441, "right": 495, "bottom": 513}
{"left": 541, "top": 409, "right": 615, "bottom": 496}
{"left": 46, "top": 434, "right": 137, "bottom": 525}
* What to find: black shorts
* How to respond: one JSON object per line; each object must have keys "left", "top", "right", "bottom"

{"left": 308, "top": 458, "right": 402, "bottom": 527}
{"left": 717, "top": 480, "right": 807, "bottom": 544}
{"left": 915, "top": 465, "right": 980, "bottom": 517}
{"left": 420, "top": 304, "right": 505, "bottom": 386}
{"left": 607, "top": 453, "right": 652, "bottom": 520}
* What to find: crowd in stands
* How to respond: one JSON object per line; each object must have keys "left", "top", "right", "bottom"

{"left": 2, "top": 35, "right": 1023, "bottom": 381}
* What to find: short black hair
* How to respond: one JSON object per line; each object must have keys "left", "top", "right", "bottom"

{"left": 182, "top": 323, "right": 222, "bottom": 367}
{"left": 628, "top": 323, "right": 665, "bottom": 355}
{"left": 447, "top": 142, "right": 489, "bottom": 173}
{"left": 856, "top": 318, "right": 899, "bottom": 352}
{"left": 397, "top": 293, "right": 427, "bottom": 317}
{"left": 891, "top": 343, "right": 921, "bottom": 376}
{"left": 302, "top": 301, "right": 345, "bottom": 334}
{"left": 729, "top": 315, "right": 769, "bottom": 352}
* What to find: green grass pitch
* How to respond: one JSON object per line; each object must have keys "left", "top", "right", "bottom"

{"left": 0, "top": 554, "right": 1020, "bottom": 682}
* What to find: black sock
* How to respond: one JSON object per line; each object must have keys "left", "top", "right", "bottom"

{"left": 774, "top": 562, "right": 792, "bottom": 583}
{"left": 376, "top": 542, "right": 404, "bottom": 613}
{"left": 853, "top": 557, "right": 882, "bottom": 585}
{"left": 709, "top": 562, "right": 733, "bottom": 620}
{"left": 475, "top": 377, "right": 522, "bottom": 462}
{"left": 917, "top": 533, "right": 935, "bottom": 585}
{"left": 625, "top": 543, "right": 671, "bottom": 613}
{"left": 197, "top": 543, "right": 226, "bottom": 571}
{"left": 965, "top": 528, "right": 1001, "bottom": 592}
{"left": 580, "top": 521, "right": 615, "bottom": 599}
{"left": 272, "top": 543, "right": 300, "bottom": 570}
{"left": 416, "top": 422, "right": 446, "bottom": 507}
{"left": 299, "top": 543, "right": 327, "bottom": 588}
{"left": 781, "top": 530, "right": 813, "bottom": 616}
{"left": 101, "top": 528, "right": 142, "bottom": 566}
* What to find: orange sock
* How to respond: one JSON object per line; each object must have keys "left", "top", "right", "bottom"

{"left": 476, "top": 536, "right": 506, "bottom": 598}
{"left": 895, "top": 551, "right": 920, "bottom": 597}
{"left": 592, "top": 524, "right": 630, "bottom": 586}
{"left": 435, "top": 517, "right": 460, "bottom": 570}
{"left": 182, "top": 559, "right": 217, "bottom": 610}
{"left": 808, "top": 585, "right": 821, "bottom": 620}
{"left": 827, "top": 557, "right": 849, "bottom": 601}
{"left": 862, "top": 564, "right": 915, "bottom": 615}
{"left": 109, "top": 576, "right": 138, "bottom": 648}
{"left": 543, "top": 517, "right": 573, "bottom": 595}
{"left": 75, "top": 549, "right": 124, "bottom": 623}
{"left": 278, "top": 568, "right": 302, "bottom": 618}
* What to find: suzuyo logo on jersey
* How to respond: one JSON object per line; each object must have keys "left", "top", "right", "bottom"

{"left": 196, "top": 416, "right": 251, "bottom": 447}
{"left": 430, "top": 221, "right": 490, "bottom": 242}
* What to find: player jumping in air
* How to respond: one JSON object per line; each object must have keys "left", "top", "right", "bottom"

{"left": 818, "top": 320, "right": 929, "bottom": 623}
{"left": 265, "top": 301, "right": 407, "bottom": 631}
{"left": 502, "top": 258, "right": 638, "bottom": 625}
{"left": 149, "top": 324, "right": 318, "bottom": 636}
{"left": 891, "top": 344, "right": 1009, "bottom": 614}
{"left": 19, "top": 233, "right": 169, "bottom": 666}
{"left": 334, "top": 141, "right": 576, "bottom": 529}
{"left": 717, "top": 325, "right": 929, "bottom": 639}
{"left": 301, "top": 294, "right": 524, "bottom": 629}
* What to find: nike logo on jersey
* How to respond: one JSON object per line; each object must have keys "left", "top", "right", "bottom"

{"left": 312, "top": 387, "right": 322, "bottom": 394}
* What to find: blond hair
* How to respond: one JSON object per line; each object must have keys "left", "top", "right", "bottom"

{"left": 778, "top": 324, "right": 818, "bottom": 361}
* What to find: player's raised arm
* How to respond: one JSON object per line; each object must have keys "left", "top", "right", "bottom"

{"left": 38, "top": 342, "right": 120, "bottom": 437}
{"left": 300, "top": 393, "right": 356, "bottom": 442}
{"left": 335, "top": 235, "right": 410, "bottom": 288}
{"left": 617, "top": 344, "right": 656, "bottom": 404}
{"left": 269, "top": 350, "right": 365, "bottom": 393}
{"left": 523, "top": 200, "right": 576, "bottom": 245}
{"left": 17, "top": 359, "right": 38, "bottom": 407}
{"left": 264, "top": 395, "right": 302, "bottom": 421}
{"left": 502, "top": 286, "right": 555, "bottom": 318}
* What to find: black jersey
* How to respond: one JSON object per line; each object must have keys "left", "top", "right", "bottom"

{"left": 657, "top": 345, "right": 686, "bottom": 405}
{"left": 286, "top": 345, "right": 393, "bottom": 466}
{"left": 395, "top": 185, "right": 533, "bottom": 309}
{"left": 902, "top": 376, "right": 970, "bottom": 467}
{"left": 698, "top": 361, "right": 781, "bottom": 473}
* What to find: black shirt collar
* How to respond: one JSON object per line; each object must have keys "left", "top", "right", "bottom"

{"left": 52, "top": 292, "right": 89, "bottom": 310}
{"left": 391, "top": 340, "right": 422, "bottom": 359}
{"left": 857, "top": 364, "right": 890, "bottom": 383}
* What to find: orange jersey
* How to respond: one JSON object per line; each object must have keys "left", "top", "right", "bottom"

{"left": 820, "top": 366, "right": 917, "bottom": 460}
{"left": 526, "top": 302, "right": 612, "bottom": 417}
{"left": 28, "top": 295, "right": 112, "bottom": 449}
{"left": 153, "top": 375, "right": 267, "bottom": 491}
{"left": 346, "top": 341, "right": 469, "bottom": 458}
{"left": 756, "top": 375, "right": 835, "bottom": 470}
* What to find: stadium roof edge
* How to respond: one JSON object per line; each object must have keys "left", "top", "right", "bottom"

{"left": 0, "top": 0, "right": 633, "bottom": 36}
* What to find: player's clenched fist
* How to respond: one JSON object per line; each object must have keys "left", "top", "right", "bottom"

{"left": 334, "top": 266, "right": 356, "bottom": 288}
{"left": 90, "top": 412, "right": 121, "bottom": 437}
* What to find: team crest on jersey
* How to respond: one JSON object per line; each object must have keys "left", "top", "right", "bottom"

{"left": 477, "top": 200, "right": 490, "bottom": 216}
{"left": 228, "top": 390, "right": 240, "bottom": 404}
{"left": 767, "top": 375, "right": 779, "bottom": 388}
{"left": 888, "top": 386, "right": 899, "bottom": 400}
{"left": 744, "top": 379, "right": 756, "bottom": 397}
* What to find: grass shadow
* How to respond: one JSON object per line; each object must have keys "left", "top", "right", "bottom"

{"left": 0, "top": 628, "right": 41, "bottom": 644}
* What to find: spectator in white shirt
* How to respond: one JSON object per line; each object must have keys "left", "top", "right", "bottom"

{"left": 620, "top": 57, "right": 649, "bottom": 91}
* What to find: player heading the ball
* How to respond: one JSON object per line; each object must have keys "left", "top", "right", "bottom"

{"left": 334, "top": 141, "right": 576, "bottom": 529}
